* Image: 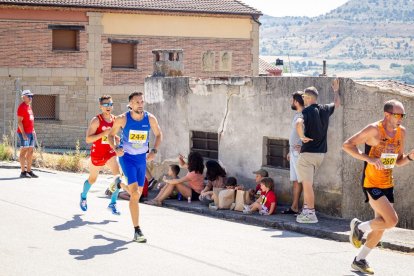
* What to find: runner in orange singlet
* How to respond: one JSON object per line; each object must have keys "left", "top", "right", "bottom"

{"left": 343, "top": 99, "right": 414, "bottom": 274}
{"left": 79, "top": 95, "right": 123, "bottom": 215}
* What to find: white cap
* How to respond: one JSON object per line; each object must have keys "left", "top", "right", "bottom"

{"left": 21, "top": 90, "right": 33, "bottom": 96}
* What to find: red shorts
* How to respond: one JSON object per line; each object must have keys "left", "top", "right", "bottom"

{"left": 91, "top": 151, "right": 116, "bottom": 167}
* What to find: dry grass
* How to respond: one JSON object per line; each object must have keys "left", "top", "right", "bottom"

{"left": 0, "top": 135, "right": 13, "bottom": 161}
{"left": 33, "top": 140, "right": 88, "bottom": 173}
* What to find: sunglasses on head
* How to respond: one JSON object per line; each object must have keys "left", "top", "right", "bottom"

{"left": 101, "top": 102, "right": 113, "bottom": 107}
{"left": 388, "top": 112, "right": 406, "bottom": 119}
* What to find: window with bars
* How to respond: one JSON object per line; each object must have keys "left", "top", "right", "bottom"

{"left": 265, "top": 138, "right": 289, "bottom": 169}
{"left": 31, "top": 95, "right": 57, "bottom": 120}
{"left": 191, "top": 131, "right": 218, "bottom": 160}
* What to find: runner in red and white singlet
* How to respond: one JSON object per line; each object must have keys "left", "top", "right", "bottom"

{"left": 79, "top": 95, "right": 124, "bottom": 215}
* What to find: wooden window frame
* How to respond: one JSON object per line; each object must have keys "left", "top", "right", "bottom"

{"left": 190, "top": 131, "right": 219, "bottom": 160}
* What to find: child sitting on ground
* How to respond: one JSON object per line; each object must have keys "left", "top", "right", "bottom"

{"left": 199, "top": 160, "right": 227, "bottom": 204}
{"left": 243, "top": 177, "right": 277, "bottom": 215}
{"left": 156, "top": 164, "right": 180, "bottom": 191}
{"left": 144, "top": 164, "right": 180, "bottom": 205}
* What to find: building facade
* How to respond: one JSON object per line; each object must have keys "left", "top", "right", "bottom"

{"left": 0, "top": 0, "right": 261, "bottom": 147}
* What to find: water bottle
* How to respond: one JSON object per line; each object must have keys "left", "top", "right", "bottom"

{"left": 187, "top": 196, "right": 191, "bottom": 203}
{"left": 177, "top": 192, "right": 182, "bottom": 201}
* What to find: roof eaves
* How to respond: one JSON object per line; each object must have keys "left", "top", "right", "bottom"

{"left": 0, "top": 1, "right": 262, "bottom": 16}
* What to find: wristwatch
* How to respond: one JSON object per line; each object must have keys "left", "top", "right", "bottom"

{"left": 151, "top": 148, "right": 158, "bottom": 154}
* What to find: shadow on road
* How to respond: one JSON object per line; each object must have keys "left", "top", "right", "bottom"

{"left": 69, "top": 234, "right": 132, "bottom": 260}
{"left": 53, "top": 214, "right": 117, "bottom": 231}
{"left": 0, "top": 177, "right": 22, "bottom": 180}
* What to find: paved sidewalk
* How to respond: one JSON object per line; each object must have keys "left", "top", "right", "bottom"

{"left": 1, "top": 160, "right": 413, "bottom": 253}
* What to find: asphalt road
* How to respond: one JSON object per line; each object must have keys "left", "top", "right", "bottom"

{"left": 0, "top": 168, "right": 412, "bottom": 276}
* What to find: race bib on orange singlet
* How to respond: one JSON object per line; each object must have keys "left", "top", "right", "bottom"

{"left": 128, "top": 130, "right": 148, "bottom": 148}
{"left": 380, "top": 153, "right": 398, "bottom": 169}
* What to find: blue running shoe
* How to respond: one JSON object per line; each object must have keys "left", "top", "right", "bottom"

{"left": 108, "top": 203, "right": 121, "bottom": 215}
{"left": 80, "top": 194, "right": 87, "bottom": 211}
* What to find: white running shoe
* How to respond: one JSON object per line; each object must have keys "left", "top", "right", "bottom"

{"left": 296, "top": 211, "right": 318, "bottom": 223}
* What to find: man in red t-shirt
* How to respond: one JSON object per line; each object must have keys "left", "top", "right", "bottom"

{"left": 17, "top": 90, "right": 38, "bottom": 178}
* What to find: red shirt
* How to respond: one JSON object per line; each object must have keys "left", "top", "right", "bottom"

{"left": 255, "top": 183, "right": 263, "bottom": 194}
{"left": 91, "top": 114, "right": 115, "bottom": 157}
{"left": 17, "top": 102, "right": 34, "bottom": 133}
{"left": 260, "top": 190, "right": 277, "bottom": 211}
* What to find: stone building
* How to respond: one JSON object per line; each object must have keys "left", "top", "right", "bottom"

{"left": 0, "top": 0, "right": 261, "bottom": 147}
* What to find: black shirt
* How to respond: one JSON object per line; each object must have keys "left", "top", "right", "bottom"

{"left": 301, "top": 103, "right": 335, "bottom": 153}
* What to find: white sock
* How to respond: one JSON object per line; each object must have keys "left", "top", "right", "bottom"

{"left": 356, "top": 245, "right": 372, "bottom": 261}
{"left": 358, "top": 221, "right": 372, "bottom": 233}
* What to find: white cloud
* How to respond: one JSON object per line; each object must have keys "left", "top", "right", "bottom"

{"left": 240, "top": 0, "right": 349, "bottom": 17}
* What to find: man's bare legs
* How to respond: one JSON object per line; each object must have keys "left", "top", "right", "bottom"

{"left": 291, "top": 180, "right": 303, "bottom": 212}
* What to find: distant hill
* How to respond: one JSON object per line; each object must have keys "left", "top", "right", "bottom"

{"left": 260, "top": 0, "right": 414, "bottom": 59}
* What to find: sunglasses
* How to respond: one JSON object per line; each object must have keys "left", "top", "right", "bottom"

{"left": 388, "top": 112, "right": 406, "bottom": 119}
{"left": 101, "top": 102, "right": 113, "bottom": 107}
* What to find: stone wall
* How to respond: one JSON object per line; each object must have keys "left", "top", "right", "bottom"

{"left": 144, "top": 76, "right": 414, "bottom": 229}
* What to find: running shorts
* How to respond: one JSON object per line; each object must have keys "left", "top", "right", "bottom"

{"left": 119, "top": 152, "right": 146, "bottom": 186}
{"left": 90, "top": 150, "right": 116, "bottom": 167}
{"left": 363, "top": 187, "right": 394, "bottom": 203}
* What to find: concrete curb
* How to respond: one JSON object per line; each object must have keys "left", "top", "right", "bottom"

{"left": 161, "top": 200, "right": 414, "bottom": 253}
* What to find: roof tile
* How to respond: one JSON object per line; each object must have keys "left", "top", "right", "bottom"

{"left": 0, "top": 0, "right": 262, "bottom": 15}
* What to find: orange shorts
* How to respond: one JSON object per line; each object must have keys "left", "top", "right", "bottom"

{"left": 91, "top": 151, "right": 116, "bottom": 167}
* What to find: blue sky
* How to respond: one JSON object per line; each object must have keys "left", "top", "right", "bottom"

{"left": 241, "top": 0, "right": 349, "bottom": 17}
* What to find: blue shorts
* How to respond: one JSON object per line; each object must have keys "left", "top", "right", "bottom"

{"left": 119, "top": 152, "right": 146, "bottom": 186}
{"left": 18, "top": 133, "right": 35, "bottom": 148}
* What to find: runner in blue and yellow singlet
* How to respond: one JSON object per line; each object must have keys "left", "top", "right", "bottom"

{"left": 108, "top": 92, "right": 162, "bottom": 243}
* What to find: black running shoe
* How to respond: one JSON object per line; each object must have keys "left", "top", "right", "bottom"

{"left": 20, "top": 171, "right": 31, "bottom": 178}
{"left": 351, "top": 257, "right": 374, "bottom": 275}
{"left": 27, "top": 171, "right": 39, "bottom": 178}
{"left": 350, "top": 218, "right": 364, "bottom": 248}
{"left": 133, "top": 228, "right": 147, "bottom": 243}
